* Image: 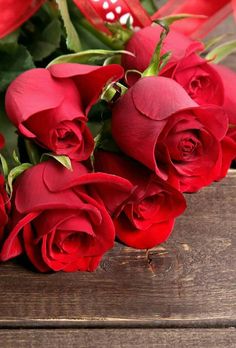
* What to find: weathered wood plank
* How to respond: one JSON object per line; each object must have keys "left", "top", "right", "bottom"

{"left": 0, "top": 172, "right": 235, "bottom": 327}
{"left": 0, "top": 329, "right": 235, "bottom": 348}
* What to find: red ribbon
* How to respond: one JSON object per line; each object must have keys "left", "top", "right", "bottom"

{"left": 73, "top": 0, "right": 111, "bottom": 34}
{"left": 73, "top": 0, "right": 151, "bottom": 34}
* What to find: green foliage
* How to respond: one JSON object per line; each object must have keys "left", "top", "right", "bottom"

{"left": 158, "top": 13, "right": 206, "bottom": 27}
{"left": 26, "top": 18, "right": 62, "bottom": 61}
{"left": 205, "top": 40, "right": 236, "bottom": 63}
{"left": 56, "top": 0, "right": 81, "bottom": 52}
{"left": 7, "top": 163, "right": 32, "bottom": 195}
{"left": 141, "top": 0, "right": 158, "bottom": 15}
{"left": 47, "top": 49, "right": 132, "bottom": 66}
{"left": 0, "top": 44, "right": 34, "bottom": 92}
{"left": 41, "top": 153, "right": 72, "bottom": 171}
{"left": 0, "top": 97, "right": 18, "bottom": 167}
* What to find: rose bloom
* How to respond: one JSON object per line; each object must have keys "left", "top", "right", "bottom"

{"left": 112, "top": 76, "right": 230, "bottom": 192}
{"left": 213, "top": 64, "right": 236, "bottom": 125}
{"left": 6, "top": 63, "right": 123, "bottom": 161}
{"left": 95, "top": 151, "right": 186, "bottom": 249}
{"left": 122, "top": 25, "right": 224, "bottom": 106}
{"left": 0, "top": 175, "right": 9, "bottom": 242}
{"left": 0, "top": 134, "right": 9, "bottom": 240}
{"left": 0, "top": 160, "right": 132, "bottom": 272}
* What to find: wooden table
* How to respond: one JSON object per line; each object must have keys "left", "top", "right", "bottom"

{"left": 0, "top": 171, "right": 235, "bottom": 347}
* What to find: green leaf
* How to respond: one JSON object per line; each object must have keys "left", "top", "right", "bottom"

{"left": 140, "top": 0, "right": 157, "bottom": 15}
{"left": 159, "top": 51, "right": 172, "bottom": 71}
{"left": 0, "top": 44, "right": 34, "bottom": 92}
{"left": 88, "top": 100, "right": 111, "bottom": 122}
{"left": 203, "top": 34, "right": 227, "bottom": 51}
{"left": 7, "top": 163, "right": 32, "bottom": 195}
{"left": 0, "top": 96, "right": 18, "bottom": 168}
{"left": 24, "top": 139, "right": 41, "bottom": 165}
{"left": 205, "top": 40, "right": 236, "bottom": 63}
{"left": 0, "top": 29, "right": 20, "bottom": 45}
{"left": 143, "top": 23, "right": 170, "bottom": 77}
{"left": 41, "top": 153, "right": 72, "bottom": 171}
{"left": 158, "top": 13, "right": 206, "bottom": 26}
{"left": 101, "top": 82, "right": 127, "bottom": 103}
{"left": 94, "top": 120, "right": 121, "bottom": 153}
{"left": 56, "top": 0, "right": 81, "bottom": 52}
{"left": 12, "top": 150, "right": 21, "bottom": 166}
{"left": 27, "top": 18, "right": 62, "bottom": 61}
{"left": 47, "top": 49, "right": 133, "bottom": 66}
{"left": 0, "top": 154, "right": 9, "bottom": 177}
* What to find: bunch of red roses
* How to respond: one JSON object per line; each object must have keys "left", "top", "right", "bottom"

{"left": 1, "top": 0, "right": 236, "bottom": 273}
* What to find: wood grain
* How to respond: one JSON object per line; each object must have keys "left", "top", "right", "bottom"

{"left": 0, "top": 329, "right": 235, "bottom": 348}
{"left": 0, "top": 172, "right": 235, "bottom": 328}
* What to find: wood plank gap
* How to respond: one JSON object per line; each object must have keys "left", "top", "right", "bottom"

{"left": 0, "top": 318, "right": 235, "bottom": 329}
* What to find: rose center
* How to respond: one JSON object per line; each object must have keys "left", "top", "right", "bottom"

{"left": 54, "top": 231, "right": 92, "bottom": 254}
{"left": 133, "top": 195, "right": 161, "bottom": 220}
{"left": 190, "top": 75, "right": 210, "bottom": 93}
{"left": 179, "top": 137, "right": 197, "bottom": 155}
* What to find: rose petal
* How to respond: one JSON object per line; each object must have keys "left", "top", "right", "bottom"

{"left": 132, "top": 76, "right": 197, "bottom": 120}
{"left": 48, "top": 63, "right": 124, "bottom": 113}
{"left": 115, "top": 215, "right": 175, "bottom": 249}
{"left": 0, "top": 0, "right": 45, "bottom": 39}
{"left": 5, "top": 69, "right": 65, "bottom": 127}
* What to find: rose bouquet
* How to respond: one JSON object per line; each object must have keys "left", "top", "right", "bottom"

{"left": 0, "top": 0, "right": 236, "bottom": 272}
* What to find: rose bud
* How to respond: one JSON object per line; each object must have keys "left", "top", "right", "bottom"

{"left": 5, "top": 63, "right": 123, "bottom": 161}
{"left": 0, "top": 160, "right": 132, "bottom": 272}
{"left": 112, "top": 76, "right": 229, "bottom": 192}
{"left": 122, "top": 25, "right": 224, "bottom": 106}
{"left": 95, "top": 151, "right": 186, "bottom": 249}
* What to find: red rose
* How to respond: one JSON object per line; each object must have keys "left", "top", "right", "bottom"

{"left": 0, "top": 134, "right": 4, "bottom": 149}
{"left": 95, "top": 151, "right": 186, "bottom": 249}
{"left": 112, "top": 76, "right": 229, "bottom": 192}
{"left": 6, "top": 63, "right": 123, "bottom": 161}
{"left": 122, "top": 25, "right": 224, "bottom": 106}
{"left": 0, "top": 0, "right": 45, "bottom": 39}
{"left": 0, "top": 160, "right": 132, "bottom": 272}
{"left": 0, "top": 176, "right": 9, "bottom": 242}
{"left": 211, "top": 64, "right": 236, "bottom": 165}
{"left": 213, "top": 64, "right": 236, "bottom": 125}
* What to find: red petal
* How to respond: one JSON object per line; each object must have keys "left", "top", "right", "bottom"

{"left": 48, "top": 63, "right": 124, "bottom": 114}
{"left": 1, "top": 211, "right": 40, "bottom": 261}
{"left": 132, "top": 76, "right": 197, "bottom": 120}
{"left": 23, "top": 223, "right": 50, "bottom": 273}
{"left": 213, "top": 64, "right": 236, "bottom": 124}
{"left": 15, "top": 162, "right": 87, "bottom": 214}
{"left": 0, "top": 0, "right": 45, "bottom": 39}
{"left": 115, "top": 215, "right": 175, "bottom": 249}
{"left": 6, "top": 68, "right": 65, "bottom": 127}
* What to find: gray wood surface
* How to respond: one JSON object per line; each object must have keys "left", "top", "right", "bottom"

{"left": 0, "top": 329, "right": 235, "bottom": 348}
{"left": 0, "top": 172, "right": 235, "bottom": 329}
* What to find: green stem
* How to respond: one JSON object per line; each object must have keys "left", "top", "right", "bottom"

{"left": 77, "top": 19, "right": 125, "bottom": 50}
{"left": 143, "top": 22, "right": 169, "bottom": 77}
